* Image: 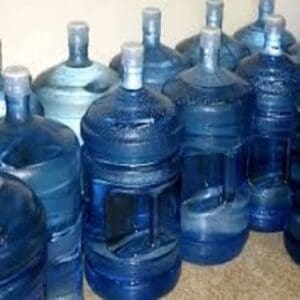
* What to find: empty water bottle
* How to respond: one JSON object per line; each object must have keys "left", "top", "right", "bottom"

{"left": 0, "top": 66, "right": 82, "bottom": 299}
{"left": 33, "top": 21, "right": 119, "bottom": 143}
{"left": 285, "top": 43, "right": 300, "bottom": 264}
{"left": 0, "top": 172, "right": 46, "bottom": 300}
{"left": 234, "top": 0, "right": 296, "bottom": 53}
{"left": 163, "top": 27, "right": 252, "bottom": 265}
{"left": 82, "top": 42, "right": 182, "bottom": 299}
{"left": 110, "top": 7, "right": 189, "bottom": 92}
{"left": 285, "top": 169, "right": 300, "bottom": 264}
{"left": 236, "top": 15, "right": 298, "bottom": 232}
{"left": 0, "top": 42, "right": 43, "bottom": 117}
{"left": 176, "top": 0, "right": 250, "bottom": 70}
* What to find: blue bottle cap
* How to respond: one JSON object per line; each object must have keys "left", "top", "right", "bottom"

{"left": 206, "top": 0, "right": 224, "bottom": 28}
{"left": 121, "top": 42, "right": 144, "bottom": 90}
{"left": 68, "top": 21, "right": 89, "bottom": 46}
{"left": 3, "top": 66, "right": 31, "bottom": 98}
{"left": 142, "top": 7, "right": 161, "bottom": 36}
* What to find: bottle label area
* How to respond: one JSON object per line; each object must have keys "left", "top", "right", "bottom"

{"left": 248, "top": 136, "right": 291, "bottom": 189}
{"left": 84, "top": 177, "right": 180, "bottom": 262}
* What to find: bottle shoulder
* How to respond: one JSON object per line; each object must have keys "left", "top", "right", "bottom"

{"left": 234, "top": 21, "right": 296, "bottom": 52}
{"left": 81, "top": 87, "right": 182, "bottom": 164}
{"left": 0, "top": 116, "right": 79, "bottom": 155}
{"left": 82, "top": 87, "right": 179, "bottom": 138}
{"left": 163, "top": 65, "right": 252, "bottom": 107}
{"left": 109, "top": 43, "right": 189, "bottom": 85}
{"left": 34, "top": 60, "right": 119, "bottom": 92}
{"left": 236, "top": 53, "right": 299, "bottom": 86}
{"left": 176, "top": 32, "right": 250, "bottom": 69}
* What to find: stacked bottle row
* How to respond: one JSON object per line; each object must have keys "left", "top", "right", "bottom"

{"left": 0, "top": 0, "right": 300, "bottom": 299}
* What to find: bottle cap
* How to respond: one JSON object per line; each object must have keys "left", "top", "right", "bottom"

{"left": 121, "top": 42, "right": 144, "bottom": 69}
{"left": 265, "top": 14, "right": 285, "bottom": 37}
{"left": 206, "top": 0, "right": 224, "bottom": 27}
{"left": 68, "top": 21, "right": 89, "bottom": 45}
{"left": 3, "top": 66, "right": 31, "bottom": 98}
{"left": 200, "top": 26, "right": 222, "bottom": 51}
{"left": 259, "top": 0, "right": 275, "bottom": 15}
{"left": 143, "top": 7, "right": 161, "bottom": 35}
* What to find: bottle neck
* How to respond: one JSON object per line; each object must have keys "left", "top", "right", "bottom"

{"left": 122, "top": 68, "right": 143, "bottom": 90}
{"left": 258, "top": 2, "right": 274, "bottom": 23}
{"left": 264, "top": 34, "right": 283, "bottom": 56}
{"left": 67, "top": 42, "right": 91, "bottom": 67}
{"left": 200, "top": 48, "right": 219, "bottom": 72}
{"left": 206, "top": 9, "right": 223, "bottom": 28}
{"left": 143, "top": 29, "right": 160, "bottom": 47}
{"left": 5, "top": 95, "right": 31, "bottom": 124}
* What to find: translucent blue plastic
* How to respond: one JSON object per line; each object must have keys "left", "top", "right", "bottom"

{"left": 163, "top": 37, "right": 252, "bottom": 265}
{"left": 33, "top": 22, "right": 119, "bottom": 143}
{"left": 236, "top": 52, "right": 297, "bottom": 232}
{"left": 233, "top": 3, "right": 295, "bottom": 53}
{"left": 82, "top": 75, "right": 182, "bottom": 298}
{"left": 0, "top": 82, "right": 44, "bottom": 118}
{"left": 289, "top": 44, "right": 300, "bottom": 64}
{"left": 175, "top": 1, "right": 250, "bottom": 70}
{"left": 109, "top": 9, "right": 189, "bottom": 92}
{"left": 285, "top": 174, "right": 300, "bottom": 264}
{"left": 0, "top": 172, "right": 46, "bottom": 300}
{"left": 176, "top": 34, "right": 250, "bottom": 71}
{"left": 285, "top": 43, "right": 300, "bottom": 264}
{"left": 0, "top": 87, "right": 83, "bottom": 297}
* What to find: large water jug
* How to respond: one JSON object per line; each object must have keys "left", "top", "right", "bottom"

{"left": 0, "top": 66, "right": 82, "bottom": 299}
{"left": 110, "top": 8, "right": 189, "bottom": 92}
{"left": 163, "top": 27, "right": 252, "bottom": 265}
{"left": 176, "top": 0, "right": 250, "bottom": 70}
{"left": 82, "top": 42, "right": 182, "bottom": 299}
{"left": 234, "top": 0, "right": 296, "bottom": 53}
{"left": 236, "top": 15, "right": 297, "bottom": 232}
{"left": 0, "top": 172, "right": 46, "bottom": 300}
{"left": 285, "top": 43, "right": 300, "bottom": 264}
{"left": 33, "top": 21, "right": 119, "bottom": 143}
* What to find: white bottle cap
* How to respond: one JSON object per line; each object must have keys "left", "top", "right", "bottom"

{"left": 121, "top": 42, "right": 144, "bottom": 90}
{"left": 68, "top": 21, "right": 89, "bottom": 46}
{"left": 143, "top": 7, "right": 161, "bottom": 35}
{"left": 3, "top": 66, "right": 31, "bottom": 98}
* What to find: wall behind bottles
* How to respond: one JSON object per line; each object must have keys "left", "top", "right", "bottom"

{"left": 0, "top": 0, "right": 298, "bottom": 75}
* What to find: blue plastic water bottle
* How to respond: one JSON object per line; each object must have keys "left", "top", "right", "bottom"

{"left": 0, "top": 66, "right": 82, "bottom": 299}
{"left": 163, "top": 27, "right": 252, "bottom": 265}
{"left": 82, "top": 42, "right": 182, "bottom": 299}
{"left": 176, "top": 0, "right": 250, "bottom": 70}
{"left": 0, "top": 172, "right": 46, "bottom": 300}
{"left": 110, "top": 8, "right": 189, "bottom": 92}
{"left": 33, "top": 21, "right": 119, "bottom": 143}
{"left": 236, "top": 15, "right": 297, "bottom": 232}
{"left": 285, "top": 43, "right": 300, "bottom": 264}
{"left": 286, "top": 147, "right": 300, "bottom": 264}
{"left": 234, "top": 0, "right": 296, "bottom": 53}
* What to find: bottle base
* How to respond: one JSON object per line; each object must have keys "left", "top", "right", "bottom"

{"left": 284, "top": 230, "right": 300, "bottom": 264}
{"left": 249, "top": 205, "right": 290, "bottom": 233}
{"left": 46, "top": 254, "right": 83, "bottom": 300}
{"left": 85, "top": 255, "right": 181, "bottom": 300}
{"left": 181, "top": 229, "right": 249, "bottom": 265}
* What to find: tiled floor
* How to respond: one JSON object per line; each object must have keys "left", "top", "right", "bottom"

{"left": 85, "top": 233, "right": 300, "bottom": 299}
